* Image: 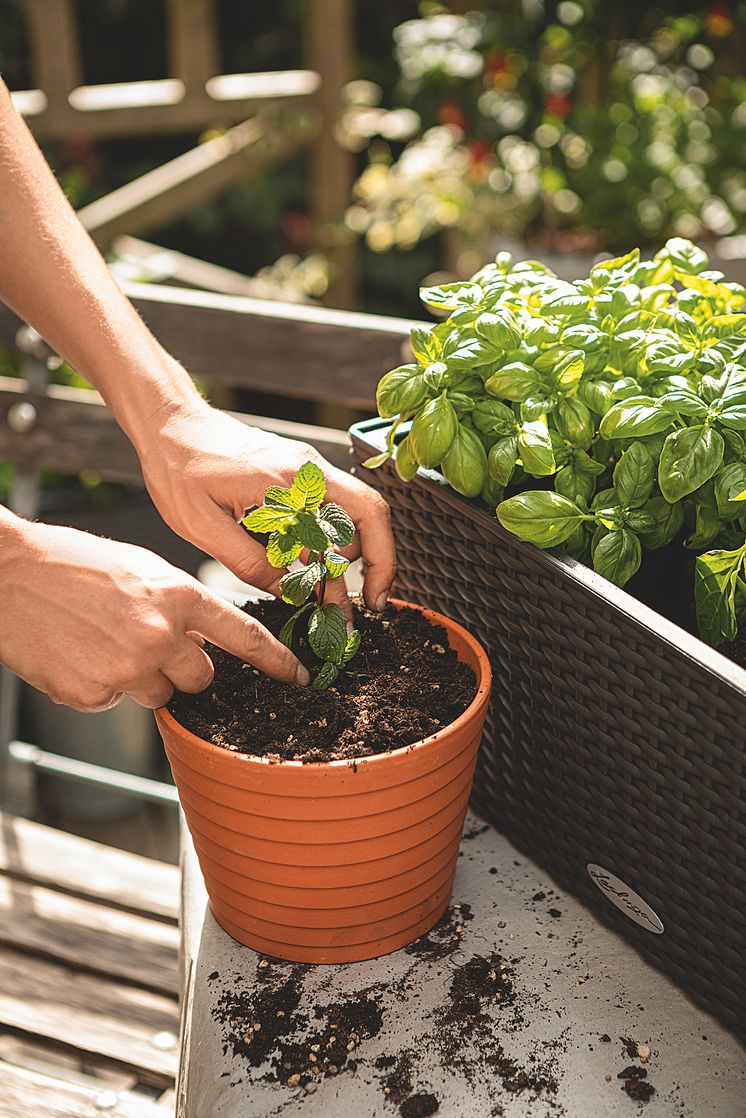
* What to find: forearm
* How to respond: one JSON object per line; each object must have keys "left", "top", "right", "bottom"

{"left": 0, "top": 81, "right": 204, "bottom": 453}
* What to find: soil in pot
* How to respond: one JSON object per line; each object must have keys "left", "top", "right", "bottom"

{"left": 167, "top": 600, "right": 477, "bottom": 762}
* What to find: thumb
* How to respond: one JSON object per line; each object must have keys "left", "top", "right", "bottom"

{"left": 188, "top": 587, "right": 310, "bottom": 686}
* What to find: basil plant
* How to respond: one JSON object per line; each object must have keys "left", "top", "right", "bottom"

{"left": 366, "top": 239, "right": 746, "bottom": 650}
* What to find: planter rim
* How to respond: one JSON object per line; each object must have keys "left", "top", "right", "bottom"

{"left": 351, "top": 417, "right": 746, "bottom": 699}
{"left": 155, "top": 597, "right": 492, "bottom": 770}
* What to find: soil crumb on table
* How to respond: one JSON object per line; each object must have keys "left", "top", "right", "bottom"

{"left": 169, "top": 600, "right": 477, "bottom": 762}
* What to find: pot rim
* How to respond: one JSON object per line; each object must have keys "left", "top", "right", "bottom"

{"left": 156, "top": 597, "right": 492, "bottom": 770}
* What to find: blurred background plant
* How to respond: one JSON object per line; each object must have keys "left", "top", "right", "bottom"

{"left": 346, "top": 1, "right": 746, "bottom": 278}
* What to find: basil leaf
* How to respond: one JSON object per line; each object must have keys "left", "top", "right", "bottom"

{"left": 410, "top": 325, "right": 442, "bottom": 365}
{"left": 419, "top": 282, "right": 483, "bottom": 312}
{"left": 308, "top": 604, "right": 348, "bottom": 662}
{"left": 714, "top": 463, "right": 746, "bottom": 519}
{"left": 376, "top": 365, "right": 427, "bottom": 419}
{"left": 555, "top": 463, "right": 597, "bottom": 505}
{"left": 658, "top": 425, "right": 724, "bottom": 503}
{"left": 395, "top": 435, "right": 419, "bottom": 482}
{"left": 441, "top": 423, "right": 488, "bottom": 498}
{"left": 577, "top": 380, "right": 613, "bottom": 416}
{"left": 694, "top": 548, "right": 743, "bottom": 647}
{"left": 661, "top": 237, "right": 709, "bottom": 275}
{"left": 613, "top": 442, "right": 655, "bottom": 509}
{"left": 639, "top": 496, "right": 685, "bottom": 550}
{"left": 593, "top": 529, "right": 642, "bottom": 588}
{"left": 442, "top": 331, "right": 499, "bottom": 370}
{"left": 410, "top": 395, "right": 458, "bottom": 468}
{"left": 599, "top": 397, "right": 675, "bottom": 439}
{"left": 471, "top": 398, "right": 517, "bottom": 437}
{"left": 484, "top": 362, "right": 542, "bottom": 402}
{"left": 660, "top": 388, "right": 709, "bottom": 419}
{"left": 474, "top": 311, "right": 519, "bottom": 352}
{"left": 555, "top": 398, "right": 594, "bottom": 449}
{"left": 718, "top": 403, "right": 746, "bottom": 430}
{"left": 497, "top": 491, "right": 588, "bottom": 547}
{"left": 488, "top": 435, "right": 519, "bottom": 486}
{"left": 518, "top": 419, "right": 556, "bottom": 477}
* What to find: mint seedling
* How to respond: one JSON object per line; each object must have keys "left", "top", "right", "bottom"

{"left": 241, "top": 462, "right": 360, "bottom": 688}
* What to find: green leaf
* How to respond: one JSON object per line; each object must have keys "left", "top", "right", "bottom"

{"left": 341, "top": 629, "right": 361, "bottom": 664}
{"left": 376, "top": 365, "right": 428, "bottom": 419}
{"left": 278, "top": 603, "right": 312, "bottom": 647}
{"left": 484, "top": 362, "right": 542, "bottom": 402}
{"left": 441, "top": 332, "right": 499, "bottom": 370}
{"left": 324, "top": 552, "right": 350, "bottom": 578}
{"left": 541, "top": 289, "right": 591, "bottom": 315}
{"left": 265, "top": 486, "right": 300, "bottom": 509}
{"left": 471, "top": 399, "right": 517, "bottom": 437}
{"left": 497, "top": 491, "right": 588, "bottom": 547}
{"left": 599, "top": 398, "right": 675, "bottom": 439}
{"left": 441, "top": 423, "right": 487, "bottom": 498}
{"left": 409, "top": 395, "right": 458, "bottom": 468}
{"left": 718, "top": 403, "right": 746, "bottom": 430}
{"left": 555, "top": 398, "right": 594, "bottom": 449}
{"left": 694, "top": 548, "right": 744, "bottom": 646}
{"left": 659, "top": 388, "right": 708, "bottom": 419}
{"left": 241, "top": 506, "right": 296, "bottom": 533}
{"left": 660, "top": 237, "right": 708, "bottom": 275}
{"left": 593, "top": 529, "right": 642, "bottom": 588}
{"left": 639, "top": 496, "right": 685, "bottom": 550}
{"left": 308, "top": 604, "right": 348, "bottom": 662}
{"left": 555, "top": 463, "right": 596, "bottom": 505}
{"left": 362, "top": 451, "right": 391, "bottom": 469}
{"left": 474, "top": 311, "right": 519, "bottom": 352}
{"left": 410, "top": 325, "right": 442, "bottom": 365}
{"left": 395, "top": 435, "right": 419, "bottom": 482}
{"left": 658, "top": 425, "right": 724, "bottom": 503}
{"left": 291, "top": 462, "right": 326, "bottom": 509}
{"left": 714, "top": 463, "right": 746, "bottom": 519}
{"left": 266, "top": 525, "right": 303, "bottom": 568}
{"left": 613, "top": 442, "right": 655, "bottom": 509}
{"left": 312, "top": 661, "right": 340, "bottom": 690}
{"left": 419, "top": 282, "right": 483, "bottom": 312}
{"left": 488, "top": 435, "right": 519, "bottom": 487}
{"left": 294, "top": 510, "right": 330, "bottom": 552}
{"left": 319, "top": 503, "right": 355, "bottom": 548}
{"left": 577, "top": 380, "right": 614, "bottom": 416}
{"left": 279, "top": 562, "right": 324, "bottom": 606}
{"left": 518, "top": 419, "right": 556, "bottom": 477}
{"left": 534, "top": 346, "right": 584, "bottom": 391}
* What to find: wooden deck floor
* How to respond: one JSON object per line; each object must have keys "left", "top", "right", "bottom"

{"left": 0, "top": 810, "right": 180, "bottom": 1117}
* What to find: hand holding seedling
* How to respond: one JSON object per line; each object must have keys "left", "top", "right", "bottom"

{"left": 242, "top": 463, "right": 361, "bottom": 688}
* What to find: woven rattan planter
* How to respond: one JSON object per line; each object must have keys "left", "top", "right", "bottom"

{"left": 351, "top": 416, "right": 746, "bottom": 1038}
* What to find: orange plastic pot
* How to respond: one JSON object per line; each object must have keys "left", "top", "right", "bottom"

{"left": 155, "top": 600, "right": 492, "bottom": 963}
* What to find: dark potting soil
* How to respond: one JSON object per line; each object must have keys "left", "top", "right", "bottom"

{"left": 168, "top": 599, "right": 477, "bottom": 762}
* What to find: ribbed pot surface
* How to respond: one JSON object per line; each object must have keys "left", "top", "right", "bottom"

{"left": 156, "top": 600, "right": 491, "bottom": 963}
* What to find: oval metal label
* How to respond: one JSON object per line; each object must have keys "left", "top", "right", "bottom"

{"left": 587, "top": 864, "right": 665, "bottom": 934}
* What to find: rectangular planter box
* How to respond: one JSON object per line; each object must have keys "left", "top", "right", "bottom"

{"left": 351, "top": 416, "right": 746, "bottom": 1038}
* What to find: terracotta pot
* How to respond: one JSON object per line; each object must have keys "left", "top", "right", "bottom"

{"left": 155, "top": 600, "right": 492, "bottom": 963}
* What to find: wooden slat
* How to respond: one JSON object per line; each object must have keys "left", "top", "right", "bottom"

{"left": 79, "top": 114, "right": 313, "bottom": 252}
{"left": 0, "top": 285, "right": 414, "bottom": 407}
{"left": 0, "top": 812, "right": 179, "bottom": 922}
{"left": 166, "top": 0, "right": 219, "bottom": 89}
{"left": 0, "top": 946, "right": 178, "bottom": 1084}
{"left": 0, "top": 376, "right": 354, "bottom": 480}
{"left": 0, "top": 875, "right": 179, "bottom": 994}
{"left": 0, "top": 1062, "right": 173, "bottom": 1118}
{"left": 25, "top": 0, "right": 82, "bottom": 102}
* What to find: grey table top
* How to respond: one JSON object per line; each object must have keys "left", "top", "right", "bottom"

{"left": 179, "top": 813, "right": 745, "bottom": 1118}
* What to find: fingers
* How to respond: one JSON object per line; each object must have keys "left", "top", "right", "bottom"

{"left": 204, "top": 516, "right": 283, "bottom": 596}
{"left": 163, "top": 637, "right": 215, "bottom": 694}
{"left": 325, "top": 467, "right": 397, "bottom": 611}
{"left": 188, "top": 586, "right": 310, "bottom": 686}
{"left": 321, "top": 572, "right": 353, "bottom": 626}
{"left": 125, "top": 670, "right": 175, "bottom": 710}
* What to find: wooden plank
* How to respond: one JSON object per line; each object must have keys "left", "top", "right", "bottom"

{"left": 0, "top": 811, "right": 179, "bottom": 922}
{"left": 0, "top": 286, "right": 414, "bottom": 407}
{"left": 306, "top": 0, "right": 357, "bottom": 308}
{"left": 0, "top": 945, "right": 178, "bottom": 1084}
{"left": 0, "top": 1062, "right": 173, "bottom": 1118}
{"left": 0, "top": 874, "right": 179, "bottom": 994}
{"left": 0, "top": 377, "right": 354, "bottom": 479}
{"left": 166, "top": 0, "right": 219, "bottom": 89}
{"left": 79, "top": 115, "right": 312, "bottom": 252}
{"left": 15, "top": 70, "right": 321, "bottom": 141}
{"left": 24, "top": 0, "right": 82, "bottom": 102}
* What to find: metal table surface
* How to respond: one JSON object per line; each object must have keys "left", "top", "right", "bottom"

{"left": 179, "top": 812, "right": 746, "bottom": 1118}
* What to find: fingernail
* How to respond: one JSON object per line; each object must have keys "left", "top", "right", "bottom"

{"left": 375, "top": 593, "right": 388, "bottom": 612}
{"left": 295, "top": 664, "right": 311, "bottom": 687}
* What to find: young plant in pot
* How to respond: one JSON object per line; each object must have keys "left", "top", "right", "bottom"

{"left": 155, "top": 463, "right": 491, "bottom": 963}
{"left": 365, "top": 238, "right": 746, "bottom": 664}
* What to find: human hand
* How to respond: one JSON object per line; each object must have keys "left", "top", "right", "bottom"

{"left": 137, "top": 403, "right": 397, "bottom": 622}
{"left": 0, "top": 518, "right": 309, "bottom": 712}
